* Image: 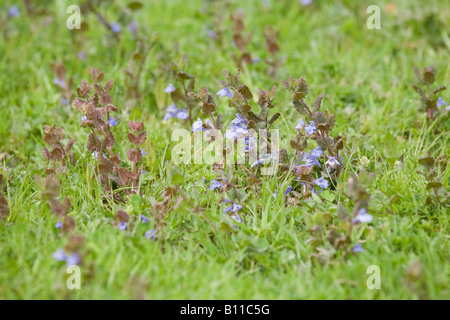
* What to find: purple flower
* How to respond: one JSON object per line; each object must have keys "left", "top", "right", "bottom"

{"left": 192, "top": 118, "right": 213, "bottom": 132}
{"left": 128, "top": 20, "right": 137, "bottom": 35}
{"left": 81, "top": 115, "right": 87, "bottom": 121}
{"left": 141, "top": 150, "right": 147, "bottom": 156}
{"left": 251, "top": 152, "right": 278, "bottom": 168}
{"left": 107, "top": 117, "right": 118, "bottom": 126}
{"left": 224, "top": 201, "right": 243, "bottom": 213}
{"left": 145, "top": 229, "right": 156, "bottom": 240}
{"left": 301, "top": 153, "right": 321, "bottom": 168}
{"left": 8, "top": 5, "right": 20, "bottom": 18}
{"left": 252, "top": 57, "right": 261, "bottom": 63}
{"left": 164, "top": 83, "right": 175, "bottom": 93}
{"left": 65, "top": 253, "right": 81, "bottom": 266}
{"left": 55, "top": 221, "right": 63, "bottom": 229}
{"left": 304, "top": 121, "right": 316, "bottom": 134}
{"left": 52, "top": 249, "right": 67, "bottom": 261}
{"left": 311, "top": 146, "right": 323, "bottom": 158}
{"left": 300, "top": 0, "right": 313, "bottom": 6}
{"left": 273, "top": 189, "right": 278, "bottom": 197}
{"left": 313, "top": 177, "right": 329, "bottom": 189}
{"left": 61, "top": 98, "right": 70, "bottom": 105}
{"left": 295, "top": 119, "right": 305, "bottom": 132}
{"left": 326, "top": 156, "right": 340, "bottom": 169}
{"left": 163, "top": 103, "right": 189, "bottom": 121}
{"left": 140, "top": 215, "right": 150, "bottom": 223}
{"left": 111, "top": 22, "right": 121, "bottom": 33}
{"left": 352, "top": 243, "right": 364, "bottom": 252}
{"left": 207, "top": 30, "right": 216, "bottom": 38}
{"left": 284, "top": 185, "right": 293, "bottom": 196}
{"left": 226, "top": 114, "right": 248, "bottom": 140}
{"left": 231, "top": 212, "right": 242, "bottom": 224}
{"left": 352, "top": 208, "right": 373, "bottom": 223}
{"left": 208, "top": 179, "right": 222, "bottom": 191}
{"left": 54, "top": 77, "right": 65, "bottom": 88}
{"left": 78, "top": 52, "right": 86, "bottom": 60}
{"left": 216, "top": 87, "right": 233, "bottom": 98}
{"left": 437, "top": 97, "right": 447, "bottom": 109}
{"left": 119, "top": 221, "right": 127, "bottom": 231}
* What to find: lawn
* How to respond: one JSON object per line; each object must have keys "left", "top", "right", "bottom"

{"left": 0, "top": 0, "right": 449, "bottom": 300}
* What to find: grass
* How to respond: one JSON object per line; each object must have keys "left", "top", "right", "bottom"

{"left": 0, "top": 0, "right": 449, "bottom": 299}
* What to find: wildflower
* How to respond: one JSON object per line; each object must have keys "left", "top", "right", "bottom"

{"left": 81, "top": 115, "right": 87, "bottom": 121}
{"left": 128, "top": 20, "right": 137, "bottom": 35}
{"left": 61, "top": 98, "right": 70, "bottom": 105}
{"left": 8, "top": 5, "right": 20, "bottom": 18}
{"left": 163, "top": 103, "right": 188, "bottom": 121}
{"left": 119, "top": 221, "right": 127, "bottom": 231}
{"left": 252, "top": 57, "right": 261, "bottom": 63}
{"left": 52, "top": 249, "right": 66, "bottom": 261}
{"left": 54, "top": 77, "right": 65, "bottom": 88}
{"left": 77, "top": 52, "right": 86, "bottom": 60}
{"left": 352, "top": 208, "right": 373, "bottom": 223}
{"left": 207, "top": 30, "right": 216, "bottom": 38}
{"left": 92, "top": 151, "right": 99, "bottom": 160}
{"left": 326, "top": 156, "right": 340, "bottom": 169}
{"left": 304, "top": 121, "right": 316, "bottom": 134}
{"left": 223, "top": 199, "right": 243, "bottom": 213}
{"left": 55, "top": 221, "right": 63, "bottom": 229}
{"left": 140, "top": 215, "right": 150, "bottom": 223}
{"left": 192, "top": 118, "right": 213, "bottom": 132}
{"left": 295, "top": 119, "right": 305, "bottom": 132}
{"left": 300, "top": 0, "right": 313, "bottom": 6}
{"left": 144, "top": 229, "right": 156, "bottom": 240}
{"left": 65, "top": 253, "right": 81, "bottom": 266}
{"left": 313, "top": 177, "right": 329, "bottom": 189}
{"left": 251, "top": 153, "right": 275, "bottom": 167}
{"left": 111, "top": 22, "right": 121, "bottom": 33}
{"left": 208, "top": 179, "right": 222, "bottom": 191}
{"left": 164, "top": 83, "right": 175, "bottom": 93}
{"left": 225, "top": 114, "right": 248, "bottom": 140}
{"left": 437, "top": 97, "right": 447, "bottom": 109}
{"left": 107, "top": 117, "right": 118, "bottom": 126}
{"left": 216, "top": 87, "right": 233, "bottom": 98}
{"left": 301, "top": 153, "right": 321, "bottom": 167}
{"left": 141, "top": 150, "right": 147, "bottom": 156}
{"left": 272, "top": 189, "right": 278, "bottom": 197}
{"left": 231, "top": 212, "right": 242, "bottom": 224}
{"left": 284, "top": 185, "right": 293, "bottom": 195}
{"left": 352, "top": 243, "right": 364, "bottom": 252}
{"left": 311, "top": 146, "right": 323, "bottom": 158}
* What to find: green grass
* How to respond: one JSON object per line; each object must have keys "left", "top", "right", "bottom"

{"left": 0, "top": 0, "right": 449, "bottom": 299}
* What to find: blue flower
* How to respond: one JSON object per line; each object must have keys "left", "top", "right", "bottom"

{"left": 54, "top": 77, "right": 65, "bottom": 88}
{"left": 284, "top": 185, "right": 293, "bottom": 196}
{"left": 61, "top": 98, "right": 70, "bottom": 105}
{"left": 352, "top": 243, "right": 364, "bottom": 252}
{"left": 163, "top": 103, "right": 188, "bottom": 121}
{"left": 437, "top": 97, "right": 447, "bottom": 109}
{"left": 111, "top": 22, "right": 121, "bottom": 33}
{"left": 119, "top": 221, "right": 127, "bottom": 231}
{"left": 251, "top": 153, "right": 275, "bottom": 167}
{"left": 128, "top": 20, "right": 137, "bottom": 35}
{"left": 141, "top": 150, "right": 147, "bottom": 156}
{"left": 140, "top": 215, "right": 150, "bottom": 223}
{"left": 301, "top": 153, "right": 321, "bottom": 168}
{"left": 231, "top": 212, "right": 242, "bottom": 224}
{"left": 55, "top": 221, "right": 63, "bottom": 229}
{"left": 223, "top": 201, "right": 243, "bottom": 213}
{"left": 145, "top": 229, "right": 156, "bottom": 240}
{"left": 164, "top": 83, "right": 175, "bottom": 93}
{"left": 311, "top": 146, "right": 323, "bottom": 158}
{"left": 295, "top": 119, "right": 305, "bottom": 132}
{"left": 107, "top": 117, "right": 118, "bottom": 126}
{"left": 52, "top": 249, "right": 67, "bottom": 261}
{"left": 301, "top": 0, "right": 313, "bottom": 6}
{"left": 326, "top": 156, "right": 340, "bottom": 169}
{"left": 192, "top": 118, "right": 213, "bottom": 132}
{"left": 207, "top": 30, "right": 216, "bottom": 38}
{"left": 272, "top": 189, "right": 278, "bottom": 197}
{"left": 226, "top": 115, "right": 248, "bottom": 140}
{"left": 208, "top": 179, "right": 222, "bottom": 191}
{"left": 65, "top": 253, "right": 81, "bottom": 266}
{"left": 313, "top": 177, "right": 329, "bottom": 189}
{"left": 304, "top": 121, "right": 316, "bottom": 134}
{"left": 8, "top": 5, "right": 20, "bottom": 18}
{"left": 352, "top": 208, "right": 373, "bottom": 223}
{"left": 78, "top": 52, "right": 86, "bottom": 60}
{"left": 81, "top": 115, "right": 87, "bottom": 121}
{"left": 216, "top": 87, "right": 233, "bottom": 98}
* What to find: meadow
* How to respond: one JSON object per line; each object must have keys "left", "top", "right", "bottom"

{"left": 0, "top": 0, "right": 449, "bottom": 299}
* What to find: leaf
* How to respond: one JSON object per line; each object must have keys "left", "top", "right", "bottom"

{"left": 127, "top": 1, "right": 143, "bottom": 10}
{"left": 312, "top": 94, "right": 324, "bottom": 113}
{"left": 426, "top": 181, "right": 442, "bottom": 190}
{"left": 268, "top": 112, "right": 280, "bottom": 127}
